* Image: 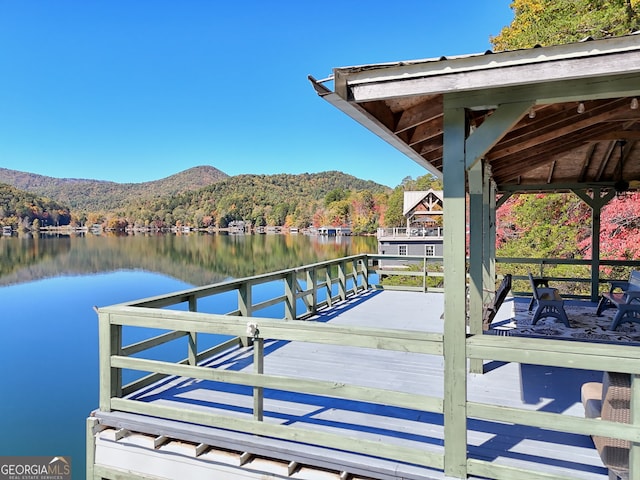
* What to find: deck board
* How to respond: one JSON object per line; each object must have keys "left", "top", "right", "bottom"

{"left": 97, "top": 290, "right": 609, "bottom": 479}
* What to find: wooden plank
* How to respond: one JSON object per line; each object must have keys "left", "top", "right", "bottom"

{"left": 105, "top": 310, "right": 444, "bottom": 355}
{"left": 467, "top": 402, "right": 640, "bottom": 442}
{"left": 94, "top": 409, "right": 443, "bottom": 480}
{"left": 110, "top": 355, "right": 444, "bottom": 413}
{"left": 466, "top": 335, "right": 640, "bottom": 373}
{"left": 109, "top": 397, "right": 445, "bottom": 470}
{"left": 467, "top": 459, "right": 578, "bottom": 480}
{"left": 121, "top": 330, "right": 188, "bottom": 357}
{"left": 466, "top": 101, "right": 532, "bottom": 170}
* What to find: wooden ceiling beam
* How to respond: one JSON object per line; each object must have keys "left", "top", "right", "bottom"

{"left": 408, "top": 119, "right": 443, "bottom": 146}
{"left": 578, "top": 143, "right": 597, "bottom": 183}
{"left": 394, "top": 95, "right": 443, "bottom": 133}
{"left": 491, "top": 123, "right": 622, "bottom": 181}
{"left": 488, "top": 99, "right": 629, "bottom": 161}
{"left": 358, "top": 101, "right": 396, "bottom": 131}
{"left": 594, "top": 141, "right": 618, "bottom": 181}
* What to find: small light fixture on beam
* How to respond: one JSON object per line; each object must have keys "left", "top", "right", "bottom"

{"left": 577, "top": 102, "right": 585, "bottom": 114}
{"left": 631, "top": 97, "right": 639, "bottom": 110}
{"left": 528, "top": 107, "right": 536, "bottom": 119}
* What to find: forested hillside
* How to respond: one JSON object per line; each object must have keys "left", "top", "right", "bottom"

{"left": 0, "top": 168, "right": 392, "bottom": 232}
{"left": 0, "top": 165, "right": 228, "bottom": 211}
{"left": 123, "top": 171, "right": 391, "bottom": 231}
{"left": 0, "top": 183, "right": 71, "bottom": 229}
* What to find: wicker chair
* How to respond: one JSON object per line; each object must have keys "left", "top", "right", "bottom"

{"left": 581, "top": 372, "right": 631, "bottom": 479}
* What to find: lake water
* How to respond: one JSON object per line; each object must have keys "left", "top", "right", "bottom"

{"left": 0, "top": 232, "right": 377, "bottom": 479}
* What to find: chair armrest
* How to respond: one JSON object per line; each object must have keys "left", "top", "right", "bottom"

{"left": 621, "top": 290, "right": 640, "bottom": 302}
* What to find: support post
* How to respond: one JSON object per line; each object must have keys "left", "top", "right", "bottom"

{"left": 239, "top": 282, "right": 253, "bottom": 346}
{"left": 99, "top": 312, "right": 121, "bottom": 412}
{"left": 573, "top": 188, "right": 615, "bottom": 302}
{"left": 188, "top": 295, "right": 197, "bottom": 366}
{"left": 591, "top": 188, "right": 603, "bottom": 303}
{"left": 442, "top": 101, "right": 468, "bottom": 479}
{"left": 306, "top": 267, "right": 317, "bottom": 315}
{"left": 485, "top": 169, "right": 499, "bottom": 301}
{"left": 360, "top": 256, "right": 369, "bottom": 291}
{"left": 253, "top": 337, "right": 264, "bottom": 421}
{"left": 285, "top": 271, "right": 296, "bottom": 320}
{"left": 468, "top": 160, "right": 484, "bottom": 374}
{"left": 86, "top": 417, "right": 99, "bottom": 480}
{"left": 338, "top": 260, "right": 347, "bottom": 301}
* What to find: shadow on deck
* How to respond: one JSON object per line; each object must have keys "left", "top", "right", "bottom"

{"left": 91, "top": 290, "right": 609, "bottom": 479}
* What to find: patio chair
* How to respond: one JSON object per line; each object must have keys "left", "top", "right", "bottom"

{"left": 482, "top": 274, "right": 512, "bottom": 330}
{"left": 528, "top": 272, "right": 570, "bottom": 327}
{"left": 581, "top": 372, "right": 630, "bottom": 479}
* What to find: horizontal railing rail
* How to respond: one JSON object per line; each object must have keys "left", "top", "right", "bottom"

{"left": 497, "top": 257, "right": 640, "bottom": 299}
{"left": 93, "top": 253, "right": 640, "bottom": 480}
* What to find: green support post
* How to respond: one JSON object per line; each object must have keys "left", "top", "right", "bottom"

{"left": 188, "top": 295, "right": 197, "bottom": 366}
{"left": 86, "top": 417, "right": 99, "bottom": 480}
{"left": 306, "top": 268, "right": 317, "bottom": 315}
{"left": 468, "top": 160, "right": 484, "bottom": 374}
{"left": 285, "top": 271, "right": 296, "bottom": 320}
{"left": 442, "top": 102, "right": 468, "bottom": 479}
{"left": 254, "top": 337, "right": 264, "bottom": 421}
{"left": 99, "top": 312, "right": 121, "bottom": 412}
{"left": 338, "top": 260, "right": 347, "bottom": 302}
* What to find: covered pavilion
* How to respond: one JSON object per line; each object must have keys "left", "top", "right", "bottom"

{"left": 310, "top": 33, "right": 640, "bottom": 479}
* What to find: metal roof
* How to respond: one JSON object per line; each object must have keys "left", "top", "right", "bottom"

{"left": 310, "top": 34, "right": 640, "bottom": 193}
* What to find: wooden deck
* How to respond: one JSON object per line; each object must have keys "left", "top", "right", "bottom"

{"left": 91, "top": 290, "right": 608, "bottom": 479}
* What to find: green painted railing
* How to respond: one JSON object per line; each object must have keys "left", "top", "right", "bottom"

{"left": 90, "top": 254, "right": 640, "bottom": 480}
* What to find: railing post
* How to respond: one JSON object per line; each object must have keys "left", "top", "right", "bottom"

{"left": 238, "top": 281, "right": 252, "bottom": 317}
{"left": 253, "top": 337, "right": 264, "bottom": 421}
{"left": 285, "top": 271, "right": 297, "bottom": 320}
{"left": 86, "top": 417, "right": 99, "bottom": 479}
{"left": 306, "top": 267, "right": 317, "bottom": 315}
{"left": 239, "top": 282, "right": 253, "bottom": 346}
{"left": 361, "top": 256, "right": 369, "bottom": 291}
{"left": 338, "top": 260, "right": 347, "bottom": 301}
{"left": 188, "top": 295, "right": 197, "bottom": 366}
{"left": 99, "top": 311, "right": 121, "bottom": 412}
{"left": 423, "top": 256, "right": 428, "bottom": 293}
{"left": 349, "top": 259, "right": 358, "bottom": 295}
{"left": 325, "top": 267, "right": 333, "bottom": 308}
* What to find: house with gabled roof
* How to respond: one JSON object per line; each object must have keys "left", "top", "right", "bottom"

{"left": 377, "top": 189, "right": 444, "bottom": 260}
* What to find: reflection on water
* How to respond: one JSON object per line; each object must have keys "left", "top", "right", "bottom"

{"left": 0, "top": 232, "right": 376, "bottom": 479}
{"left": 0, "top": 232, "right": 377, "bottom": 286}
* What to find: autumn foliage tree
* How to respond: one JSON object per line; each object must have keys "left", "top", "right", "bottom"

{"left": 490, "top": 1, "right": 640, "bottom": 278}
{"left": 491, "top": 0, "right": 640, "bottom": 51}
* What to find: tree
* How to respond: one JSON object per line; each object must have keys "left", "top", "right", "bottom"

{"left": 491, "top": 0, "right": 640, "bottom": 51}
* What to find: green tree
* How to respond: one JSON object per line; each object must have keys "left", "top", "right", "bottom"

{"left": 492, "top": 0, "right": 640, "bottom": 51}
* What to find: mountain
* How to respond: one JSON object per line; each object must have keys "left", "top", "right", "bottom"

{"left": 0, "top": 165, "right": 229, "bottom": 211}
{"left": 135, "top": 171, "right": 390, "bottom": 227}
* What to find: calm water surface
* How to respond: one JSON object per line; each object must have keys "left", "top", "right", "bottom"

{"left": 0, "top": 232, "right": 376, "bottom": 478}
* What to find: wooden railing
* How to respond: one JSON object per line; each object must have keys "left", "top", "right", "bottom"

{"left": 92, "top": 254, "right": 640, "bottom": 480}
{"left": 497, "top": 257, "right": 640, "bottom": 299}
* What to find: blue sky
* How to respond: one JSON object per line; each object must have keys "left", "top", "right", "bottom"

{"left": 0, "top": 1, "right": 514, "bottom": 188}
